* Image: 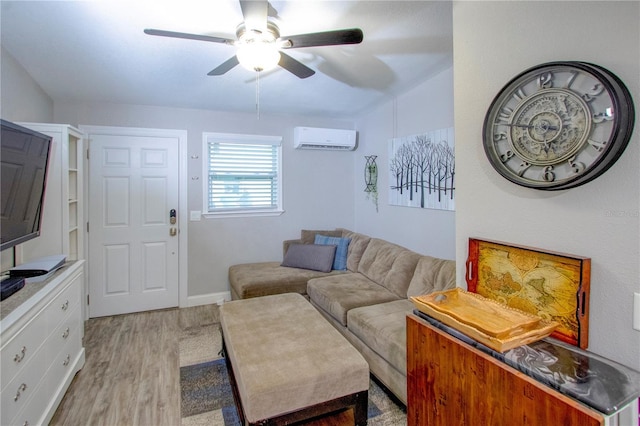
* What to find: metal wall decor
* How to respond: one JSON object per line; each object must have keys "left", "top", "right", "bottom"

{"left": 388, "top": 128, "right": 455, "bottom": 211}
{"left": 364, "top": 155, "right": 379, "bottom": 212}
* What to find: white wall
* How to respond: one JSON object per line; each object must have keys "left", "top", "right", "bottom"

{"left": 354, "top": 67, "right": 455, "bottom": 259}
{"left": 0, "top": 47, "right": 53, "bottom": 122}
{"left": 0, "top": 47, "right": 54, "bottom": 271}
{"left": 453, "top": 1, "right": 640, "bottom": 369}
{"left": 53, "top": 101, "right": 356, "bottom": 297}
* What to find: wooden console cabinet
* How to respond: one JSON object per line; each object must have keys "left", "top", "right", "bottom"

{"left": 407, "top": 314, "right": 604, "bottom": 426}
{"left": 1, "top": 261, "right": 85, "bottom": 425}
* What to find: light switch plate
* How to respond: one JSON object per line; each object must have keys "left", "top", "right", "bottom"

{"left": 634, "top": 292, "right": 640, "bottom": 331}
{"left": 190, "top": 211, "right": 201, "bottom": 221}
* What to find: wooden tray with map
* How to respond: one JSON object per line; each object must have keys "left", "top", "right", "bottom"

{"left": 411, "top": 289, "right": 559, "bottom": 352}
{"left": 412, "top": 288, "right": 543, "bottom": 339}
{"left": 466, "top": 238, "right": 590, "bottom": 349}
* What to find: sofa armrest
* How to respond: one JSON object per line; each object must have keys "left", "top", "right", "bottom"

{"left": 283, "top": 239, "right": 302, "bottom": 257}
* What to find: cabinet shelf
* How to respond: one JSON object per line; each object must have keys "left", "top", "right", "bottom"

{"left": 17, "top": 123, "right": 84, "bottom": 263}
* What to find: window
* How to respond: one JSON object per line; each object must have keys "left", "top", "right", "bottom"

{"left": 203, "top": 132, "right": 283, "bottom": 217}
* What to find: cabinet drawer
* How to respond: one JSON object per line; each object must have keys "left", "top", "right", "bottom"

{"left": 45, "top": 274, "right": 81, "bottom": 331}
{"left": 0, "top": 346, "right": 48, "bottom": 425}
{"left": 8, "top": 375, "right": 49, "bottom": 426}
{"left": 47, "top": 325, "right": 82, "bottom": 401}
{"left": 48, "top": 304, "right": 81, "bottom": 364}
{"left": 1, "top": 312, "right": 48, "bottom": 388}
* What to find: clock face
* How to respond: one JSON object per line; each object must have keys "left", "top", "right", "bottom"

{"left": 483, "top": 62, "right": 635, "bottom": 190}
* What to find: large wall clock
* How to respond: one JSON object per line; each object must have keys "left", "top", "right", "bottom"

{"left": 483, "top": 61, "right": 635, "bottom": 190}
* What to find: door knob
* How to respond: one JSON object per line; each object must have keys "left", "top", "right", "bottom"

{"left": 170, "top": 228, "right": 177, "bottom": 237}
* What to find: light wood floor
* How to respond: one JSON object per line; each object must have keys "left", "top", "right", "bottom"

{"left": 50, "top": 305, "right": 219, "bottom": 426}
{"left": 50, "top": 305, "right": 354, "bottom": 426}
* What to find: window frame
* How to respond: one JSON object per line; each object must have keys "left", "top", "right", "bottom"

{"left": 202, "top": 132, "right": 283, "bottom": 219}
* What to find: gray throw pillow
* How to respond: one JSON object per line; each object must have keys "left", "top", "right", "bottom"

{"left": 281, "top": 243, "right": 337, "bottom": 272}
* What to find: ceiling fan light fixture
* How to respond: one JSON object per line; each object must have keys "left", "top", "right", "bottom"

{"left": 237, "top": 40, "right": 280, "bottom": 72}
{"left": 145, "top": 4, "right": 363, "bottom": 80}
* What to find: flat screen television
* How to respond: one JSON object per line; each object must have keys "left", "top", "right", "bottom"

{"left": 1, "top": 119, "right": 53, "bottom": 252}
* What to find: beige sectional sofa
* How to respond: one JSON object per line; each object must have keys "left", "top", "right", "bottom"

{"left": 228, "top": 229, "right": 456, "bottom": 405}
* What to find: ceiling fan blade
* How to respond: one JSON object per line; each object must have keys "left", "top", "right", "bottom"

{"left": 144, "top": 29, "right": 234, "bottom": 45}
{"left": 208, "top": 56, "right": 240, "bottom": 76}
{"left": 278, "top": 52, "right": 315, "bottom": 79}
{"left": 281, "top": 28, "right": 363, "bottom": 49}
{"left": 239, "top": 0, "right": 268, "bottom": 31}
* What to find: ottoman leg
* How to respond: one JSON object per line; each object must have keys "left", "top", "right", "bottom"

{"left": 354, "top": 390, "right": 368, "bottom": 426}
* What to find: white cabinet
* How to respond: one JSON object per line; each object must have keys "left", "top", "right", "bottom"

{"left": 0, "top": 261, "right": 85, "bottom": 426}
{"left": 17, "top": 123, "right": 85, "bottom": 263}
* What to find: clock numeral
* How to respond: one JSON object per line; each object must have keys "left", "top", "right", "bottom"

{"left": 512, "top": 88, "right": 526, "bottom": 103}
{"left": 565, "top": 71, "right": 578, "bottom": 89}
{"left": 568, "top": 156, "right": 585, "bottom": 174}
{"left": 493, "top": 132, "right": 507, "bottom": 142}
{"left": 538, "top": 72, "right": 553, "bottom": 89}
{"left": 542, "top": 166, "right": 555, "bottom": 182}
{"left": 497, "top": 107, "right": 513, "bottom": 123}
{"left": 582, "top": 84, "right": 605, "bottom": 102}
{"left": 593, "top": 108, "right": 614, "bottom": 124}
{"left": 500, "top": 150, "right": 514, "bottom": 163}
{"left": 517, "top": 161, "right": 532, "bottom": 177}
{"left": 587, "top": 138, "right": 607, "bottom": 152}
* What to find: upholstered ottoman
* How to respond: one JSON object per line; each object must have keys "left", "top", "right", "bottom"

{"left": 220, "top": 293, "right": 370, "bottom": 425}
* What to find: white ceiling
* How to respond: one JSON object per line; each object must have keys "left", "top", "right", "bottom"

{"left": 1, "top": 0, "right": 453, "bottom": 118}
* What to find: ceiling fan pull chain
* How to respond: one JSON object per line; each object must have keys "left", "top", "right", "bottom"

{"left": 255, "top": 72, "right": 260, "bottom": 120}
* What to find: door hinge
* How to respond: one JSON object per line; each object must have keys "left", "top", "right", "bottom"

{"left": 86, "top": 148, "right": 89, "bottom": 160}
{"left": 87, "top": 294, "right": 90, "bottom": 305}
{"left": 86, "top": 222, "right": 89, "bottom": 233}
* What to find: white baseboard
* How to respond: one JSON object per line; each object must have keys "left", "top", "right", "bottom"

{"left": 183, "top": 291, "right": 231, "bottom": 307}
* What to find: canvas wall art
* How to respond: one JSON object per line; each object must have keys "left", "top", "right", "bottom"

{"left": 388, "top": 128, "right": 455, "bottom": 211}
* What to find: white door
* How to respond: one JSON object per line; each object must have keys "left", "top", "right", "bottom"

{"left": 88, "top": 131, "right": 181, "bottom": 317}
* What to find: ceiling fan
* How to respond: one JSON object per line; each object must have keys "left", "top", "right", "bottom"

{"left": 144, "top": 0, "right": 364, "bottom": 79}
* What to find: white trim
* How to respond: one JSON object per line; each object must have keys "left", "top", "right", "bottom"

{"left": 184, "top": 291, "right": 232, "bottom": 307}
{"left": 177, "top": 130, "right": 189, "bottom": 308}
{"left": 79, "top": 125, "right": 189, "bottom": 309}
{"left": 203, "top": 132, "right": 282, "bottom": 146}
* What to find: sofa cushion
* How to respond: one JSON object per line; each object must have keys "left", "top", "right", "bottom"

{"left": 357, "top": 238, "right": 421, "bottom": 298}
{"left": 314, "top": 234, "right": 351, "bottom": 271}
{"left": 300, "top": 229, "right": 343, "bottom": 244}
{"left": 307, "top": 273, "right": 399, "bottom": 326}
{"left": 281, "top": 243, "right": 337, "bottom": 272}
{"left": 229, "top": 262, "right": 346, "bottom": 300}
{"left": 347, "top": 299, "right": 414, "bottom": 374}
{"left": 407, "top": 255, "right": 457, "bottom": 297}
{"left": 339, "top": 230, "right": 371, "bottom": 272}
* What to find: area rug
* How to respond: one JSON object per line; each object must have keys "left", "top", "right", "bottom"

{"left": 179, "top": 322, "right": 407, "bottom": 425}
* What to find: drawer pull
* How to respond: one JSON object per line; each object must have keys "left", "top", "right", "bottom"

{"left": 14, "top": 383, "right": 27, "bottom": 402}
{"left": 63, "top": 354, "right": 71, "bottom": 366}
{"left": 61, "top": 300, "right": 69, "bottom": 311}
{"left": 13, "top": 346, "right": 27, "bottom": 363}
{"left": 62, "top": 327, "right": 70, "bottom": 339}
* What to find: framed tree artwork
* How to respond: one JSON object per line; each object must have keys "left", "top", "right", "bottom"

{"left": 388, "top": 127, "right": 455, "bottom": 210}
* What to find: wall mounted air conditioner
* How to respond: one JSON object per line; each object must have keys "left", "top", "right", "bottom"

{"left": 293, "top": 127, "right": 357, "bottom": 151}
